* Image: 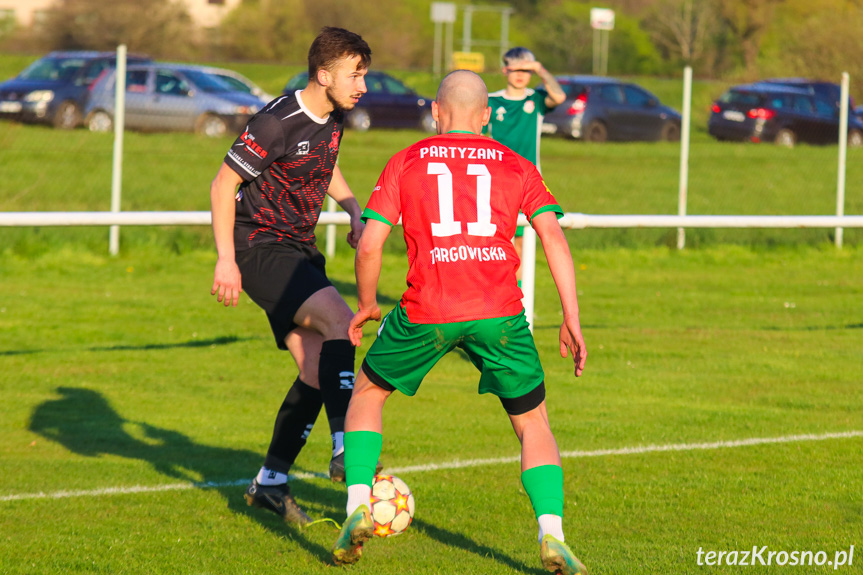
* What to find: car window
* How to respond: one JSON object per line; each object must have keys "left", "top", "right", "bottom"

{"left": 182, "top": 69, "right": 232, "bottom": 93}
{"left": 215, "top": 74, "right": 251, "bottom": 94}
{"left": 623, "top": 85, "right": 653, "bottom": 106}
{"left": 594, "top": 85, "right": 623, "bottom": 104}
{"left": 285, "top": 72, "right": 309, "bottom": 91}
{"left": 365, "top": 75, "right": 385, "bottom": 94}
{"left": 126, "top": 70, "right": 149, "bottom": 93}
{"left": 155, "top": 71, "right": 190, "bottom": 96}
{"left": 793, "top": 95, "right": 814, "bottom": 114}
{"left": 381, "top": 76, "right": 411, "bottom": 95}
{"left": 814, "top": 98, "right": 835, "bottom": 116}
{"left": 721, "top": 91, "right": 761, "bottom": 106}
{"left": 79, "top": 60, "right": 111, "bottom": 86}
{"left": 561, "top": 83, "right": 583, "bottom": 99}
{"left": 19, "top": 57, "right": 87, "bottom": 82}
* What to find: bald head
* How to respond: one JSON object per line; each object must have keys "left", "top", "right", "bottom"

{"left": 433, "top": 70, "right": 490, "bottom": 134}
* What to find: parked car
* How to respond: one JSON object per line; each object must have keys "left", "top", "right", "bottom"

{"left": 0, "top": 51, "right": 152, "bottom": 129}
{"left": 84, "top": 63, "right": 267, "bottom": 137}
{"left": 708, "top": 82, "right": 863, "bottom": 147}
{"left": 541, "top": 75, "right": 682, "bottom": 142}
{"left": 764, "top": 78, "right": 855, "bottom": 111}
{"left": 283, "top": 70, "right": 435, "bottom": 132}
{"left": 201, "top": 66, "right": 275, "bottom": 102}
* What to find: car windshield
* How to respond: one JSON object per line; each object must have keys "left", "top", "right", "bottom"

{"left": 214, "top": 74, "right": 252, "bottom": 94}
{"left": 181, "top": 69, "right": 233, "bottom": 93}
{"left": 19, "top": 56, "right": 88, "bottom": 82}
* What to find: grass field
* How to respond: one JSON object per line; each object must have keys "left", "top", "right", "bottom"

{"left": 1, "top": 243, "right": 861, "bottom": 574}
{"left": 1, "top": 54, "right": 862, "bottom": 573}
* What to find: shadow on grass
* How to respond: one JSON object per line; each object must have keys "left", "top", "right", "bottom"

{"left": 330, "top": 277, "right": 400, "bottom": 308}
{"left": 0, "top": 336, "right": 260, "bottom": 356}
{"left": 26, "top": 386, "right": 342, "bottom": 565}
{"left": 410, "top": 518, "right": 546, "bottom": 574}
{"left": 87, "top": 335, "right": 260, "bottom": 352}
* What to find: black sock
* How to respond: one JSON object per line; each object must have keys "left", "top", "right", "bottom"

{"left": 263, "top": 378, "right": 322, "bottom": 474}
{"left": 318, "top": 339, "right": 355, "bottom": 435}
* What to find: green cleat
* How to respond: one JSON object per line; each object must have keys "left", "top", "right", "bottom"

{"left": 540, "top": 534, "right": 588, "bottom": 575}
{"left": 332, "top": 504, "right": 374, "bottom": 566}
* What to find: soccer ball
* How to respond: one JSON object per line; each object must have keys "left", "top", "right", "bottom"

{"left": 370, "top": 474, "right": 415, "bottom": 537}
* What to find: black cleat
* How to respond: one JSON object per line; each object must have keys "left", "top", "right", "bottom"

{"left": 328, "top": 452, "right": 384, "bottom": 483}
{"left": 244, "top": 480, "right": 311, "bottom": 525}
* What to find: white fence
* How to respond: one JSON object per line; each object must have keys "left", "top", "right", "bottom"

{"left": 3, "top": 211, "right": 861, "bottom": 328}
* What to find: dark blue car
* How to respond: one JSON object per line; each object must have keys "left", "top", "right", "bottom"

{"left": 0, "top": 51, "right": 151, "bottom": 129}
{"left": 708, "top": 83, "right": 863, "bottom": 147}
{"left": 283, "top": 70, "right": 435, "bottom": 132}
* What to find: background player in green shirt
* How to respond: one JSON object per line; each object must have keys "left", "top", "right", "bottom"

{"left": 486, "top": 47, "right": 566, "bottom": 285}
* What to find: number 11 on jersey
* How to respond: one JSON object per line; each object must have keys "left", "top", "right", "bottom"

{"left": 429, "top": 163, "right": 497, "bottom": 238}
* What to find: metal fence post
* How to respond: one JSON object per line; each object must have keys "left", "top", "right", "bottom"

{"left": 836, "top": 71, "right": 849, "bottom": 249}
{"left": 109, "top": 45, "right": 127, "bottom": 256}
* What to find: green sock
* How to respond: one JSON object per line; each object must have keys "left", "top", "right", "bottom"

{"left": 344, "top": 430, "right": 382, "bottom": 487}
{"left": 521, "top": 464, "right": 564, "bottom": 518}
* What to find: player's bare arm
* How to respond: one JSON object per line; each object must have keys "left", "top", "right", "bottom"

{"left": 348, "top": 219, "right": 391, "bottom": 346}
{"left": 532, "top": 211, "right": 587, "bottom": 377}
{"left": 327, "top": 164, "right": 365, "bottom": 248}
{"left": 210, "top": 162, "right": 245, "bottom": 307}
{"left": 523, "top": 61, "right": 566, "bottom": 108}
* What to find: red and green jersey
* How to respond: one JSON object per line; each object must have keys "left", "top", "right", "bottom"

{"left": 363, "top": 132, "right": 563, "bottom": 324}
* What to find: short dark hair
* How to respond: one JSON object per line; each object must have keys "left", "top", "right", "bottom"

{"left": 308, "top": 27, "right": 372, "bottom": 79}
{"left": 502, "top": 47, "right": 535, "bottom": 66}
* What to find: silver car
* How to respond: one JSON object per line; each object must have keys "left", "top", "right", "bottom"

{"left": 84, "top": 63, "right": 266, "bottom": 137}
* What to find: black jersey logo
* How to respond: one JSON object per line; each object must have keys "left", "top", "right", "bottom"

{"left": 297, "top": 141, "right": 310, "bottom": 155}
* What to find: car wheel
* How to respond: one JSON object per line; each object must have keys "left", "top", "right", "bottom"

{"left": 848, "top": 129, "right": 863, "bottom": 148}
{"left": 53, "top": 101, "right": 81, "bottom": 130}
{"left": 196, "top": 114, "right": 228, "bottom": 138}
{"left": 348, "top": 108, "right": 371, "bottom": 132}
{"left": 585, "top": 120, "right": 608, "bottom": 143}
{"left": 86, "top": 110, "right": 113, "bottom": 133}
{"left": 774, "top": 128, "right": 796, "bottom": 148}
{"left": 662, "top": 121, "right": 681, "bottom": 142}
{"left": 419, "top": 109, "right": 436, "bottom": 133}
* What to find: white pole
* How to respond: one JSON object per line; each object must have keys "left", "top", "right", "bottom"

{"left": 593, "top": 29, "right": 599, "bottom": 75}
{"left": 677, "top": 66, "right": 692, "bottom": 249}
{"left": 433, "top": 21, "right": 442, "bottom": 77}
{"left": 836, "top": 72, "right": 849, "bottom": 249}
{"left": 109, "top": 45, "right": 127, "bottom": 256}
{"left": 325, "top": 195, "right": 337, "bottom": 258}
{"left": 520, "top": 224, "right": 537, "bottom": 332}
{"left": 601, "top": 30, "right": 609, "bottom": 76}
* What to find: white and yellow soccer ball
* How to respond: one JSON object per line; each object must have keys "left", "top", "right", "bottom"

{"left": 370, "top": 474, "right": 415, "bottom": 537}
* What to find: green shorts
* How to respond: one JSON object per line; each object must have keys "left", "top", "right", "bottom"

{"left": 362, "top": 304, "right": 544, "bottom": 400}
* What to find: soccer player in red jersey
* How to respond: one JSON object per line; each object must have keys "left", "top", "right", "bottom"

{"left": 332, "top": 70, "right": 588, "bottom": 574}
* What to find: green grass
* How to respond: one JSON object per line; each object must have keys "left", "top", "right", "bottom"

{"left": 2, "top": 121, "right": 861, "bottom": 255}
{"left": 1, "top": 244, "right": 861, "bottom": 574}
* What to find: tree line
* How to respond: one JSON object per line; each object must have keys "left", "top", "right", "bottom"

{"left": 3, "top": 0, "right": 862, "bottom": 95}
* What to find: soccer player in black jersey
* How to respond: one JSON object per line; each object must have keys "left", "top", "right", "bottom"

{"left": 209, "top": 27, "right": 377, "bottom": 524}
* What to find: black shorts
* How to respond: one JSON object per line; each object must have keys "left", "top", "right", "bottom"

{"left": 236, "top": 241, "right": 332, "bottom": 350}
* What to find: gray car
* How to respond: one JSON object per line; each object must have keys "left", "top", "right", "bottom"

{"left": 84, "top": 63, "right": 266, "bottom": 137}
{"left": 542, "top": 75, "right": 682, "bottom": 142}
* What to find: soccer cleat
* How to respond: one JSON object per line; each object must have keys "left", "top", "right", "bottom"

{"left": 243, "top": 480, "right": 311, "bottom": 525}
{"left": 331, "top": 504, "right": 374, "bottom": 565}
{"left": 540, "top": 534, "right": 588, "bottom": 575}
{"left": 328, "top": 453, "right": 384, "bottom": 483}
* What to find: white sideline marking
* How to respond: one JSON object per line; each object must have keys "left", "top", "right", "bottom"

{"left": 2, "top": 430, "right": 861, "bottom": 503}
